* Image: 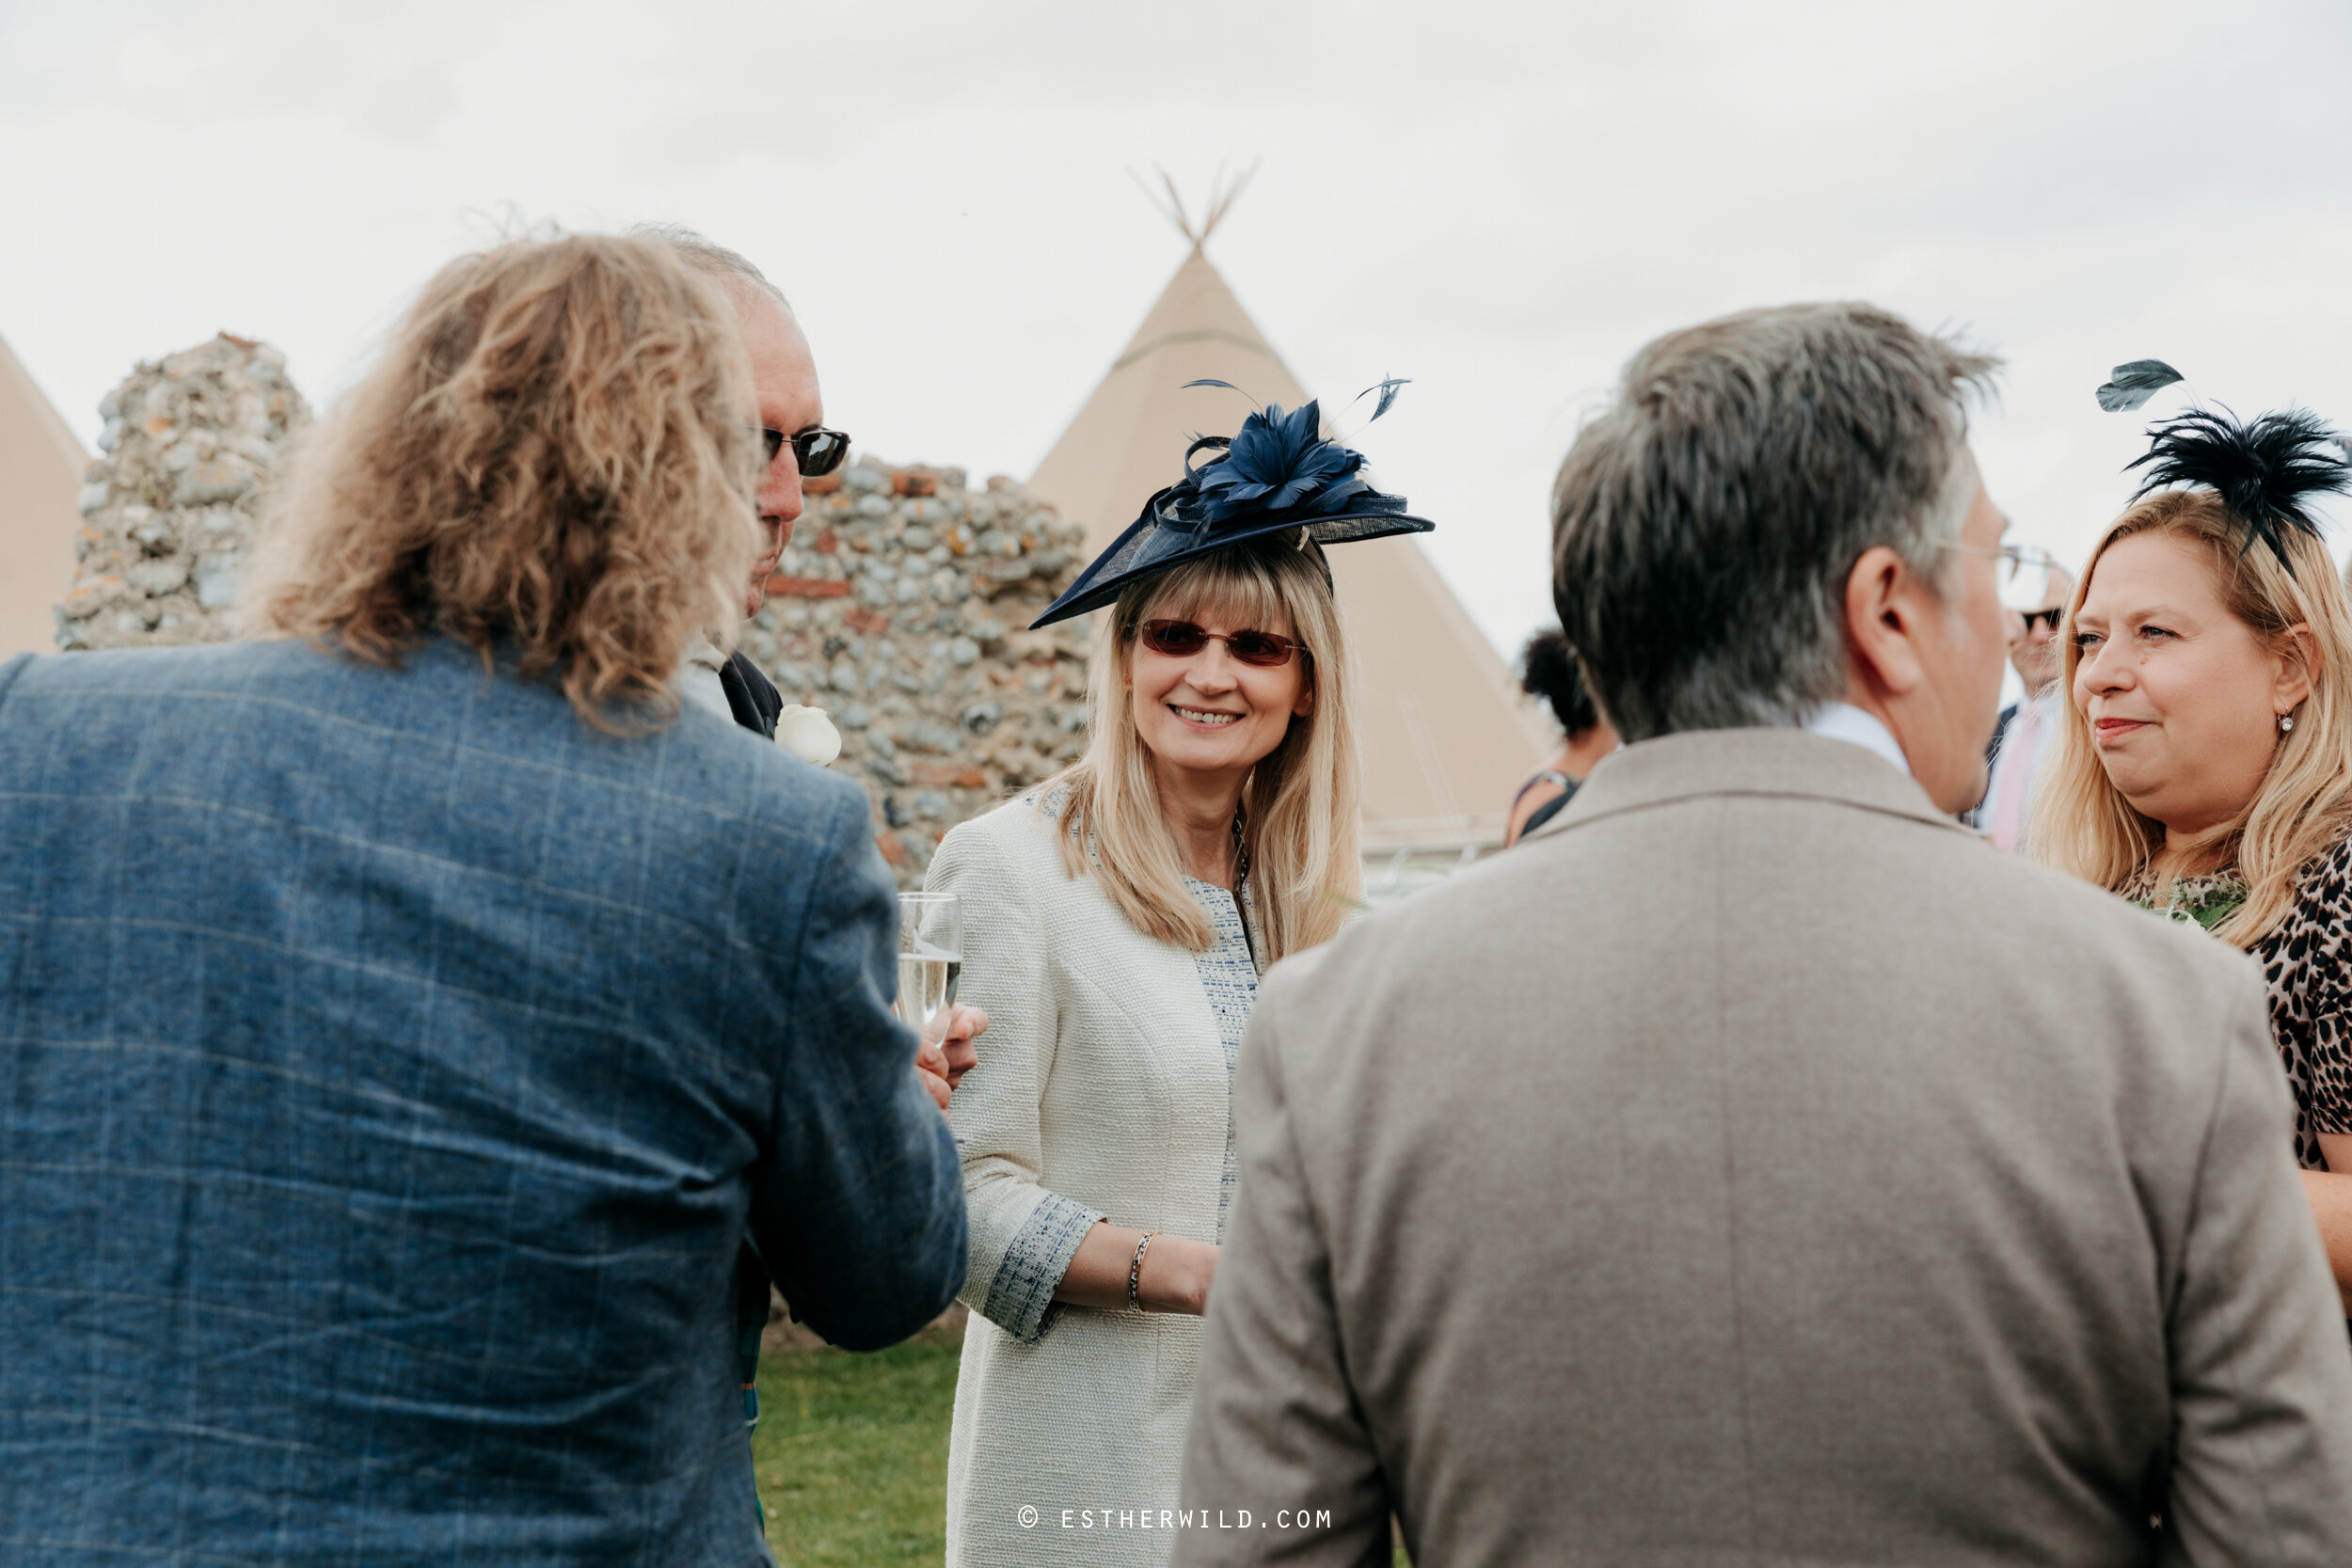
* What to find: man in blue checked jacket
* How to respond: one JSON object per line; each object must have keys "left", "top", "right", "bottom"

{"left": 0, "top": 232, "right": 965, "bottom": 1567}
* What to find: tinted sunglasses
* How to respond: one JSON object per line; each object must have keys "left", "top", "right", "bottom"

{"left": 762, "top": 426, "right": 852, "bottom": 477}
{"left": 1138, "top": 619, "right": 1303, "bottom": 668}
{"left": 2018, "top": 607, "right": 2063, "bottom": 634}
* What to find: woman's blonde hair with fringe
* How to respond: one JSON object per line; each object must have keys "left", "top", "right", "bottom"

{"left": 244, "top": 231, "right": 761, "bottom": 731}
{"left": 1045, "top": 536, "right": 1361, "bottom": 967}
{"left": 2032, "top": 488, "right": 2352, "bottom": 947}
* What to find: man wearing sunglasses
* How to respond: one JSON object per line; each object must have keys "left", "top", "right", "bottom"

{"left": 632, "top": 224, "right": 853, "bottom": 738}
{"left": 1974, "top": 557, "right": 2074, "bottom": 851}
{"left": 640, "top": 224, "right": 979, "bottom": 1085}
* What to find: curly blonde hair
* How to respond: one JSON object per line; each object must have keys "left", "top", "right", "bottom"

{"left": 245, "top": 231, "right": 761, "bottom": 730}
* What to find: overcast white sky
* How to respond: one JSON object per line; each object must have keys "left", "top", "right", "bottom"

{"left": 5, "top": 0, "right": 2350, "bottom": 663}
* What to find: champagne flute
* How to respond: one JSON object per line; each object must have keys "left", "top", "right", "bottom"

{"left": 895, "top": 892, "right": 962, "bottom": 1046}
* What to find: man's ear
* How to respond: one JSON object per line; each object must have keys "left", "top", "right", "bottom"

{"left": 1843, "top": 545, "right": 1930, "bottom": 701}
{"left": 2277, "top": 623, "right": 2317, "bottom": 714}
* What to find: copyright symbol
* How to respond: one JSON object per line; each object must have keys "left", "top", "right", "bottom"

{"left": 1017, "top": 1505, "right": 1039, "bottom": 1529}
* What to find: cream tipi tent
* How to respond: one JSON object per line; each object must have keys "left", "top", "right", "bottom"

{"left": 0, "top": 334, "right": 85, "bottom": 658}
{"left": 1026, "top": 231, "right": 1551, "bottom": 856}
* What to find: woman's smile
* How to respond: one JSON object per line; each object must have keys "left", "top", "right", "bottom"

{"left": 1170, "top": 705, "right": 1243, "bottom": 728}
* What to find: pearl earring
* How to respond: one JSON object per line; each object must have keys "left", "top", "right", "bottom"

{"left": 2280, "top": 714, "right": 2296, "bottom": 734}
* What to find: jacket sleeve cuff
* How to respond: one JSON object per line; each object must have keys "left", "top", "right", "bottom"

{"left": 977, "top": 1193, "right": 1102, "bottom": 1344}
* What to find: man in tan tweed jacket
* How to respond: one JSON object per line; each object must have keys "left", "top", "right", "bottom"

{"left": 1176, "top": 304, "right": 2352, "bottom": 1565}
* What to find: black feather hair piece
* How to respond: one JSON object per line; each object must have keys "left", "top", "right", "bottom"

{"left": 2124, "top": 405, "right": 2352, "bottom": 574}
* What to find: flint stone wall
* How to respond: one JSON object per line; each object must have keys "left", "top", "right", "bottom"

{"left": 739, "top": 457, "right": 1094, "bottom": 887}
{"left": 56, "top": 334, "right": 310, "bottom": 650}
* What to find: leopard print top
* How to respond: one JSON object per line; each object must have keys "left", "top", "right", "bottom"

{"left": 2129, "top": 833, "right": 2352, "bottom": 1171}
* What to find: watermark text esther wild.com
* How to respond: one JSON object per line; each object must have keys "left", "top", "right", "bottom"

{"left": 1017, "top": 1505, "right": 1333, "bottom": 1530}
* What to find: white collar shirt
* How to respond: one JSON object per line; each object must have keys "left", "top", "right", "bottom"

{"left": 1799, "top": 701, "right": 1912, "bottom": 778}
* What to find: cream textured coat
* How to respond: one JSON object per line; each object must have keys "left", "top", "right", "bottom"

{"left": 1178, "top": 729, "right": 2352, "bottom": 1567}
{"left": 929, "top": 795, "right": 1239, "bottom": 1567}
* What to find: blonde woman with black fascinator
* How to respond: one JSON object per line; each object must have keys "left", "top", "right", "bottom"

{"left": 2036, "top": 376, "right": 2352, "bottom": 1307}
{"left": 923, "top": 388, "right": 1423, "bottom": 1566}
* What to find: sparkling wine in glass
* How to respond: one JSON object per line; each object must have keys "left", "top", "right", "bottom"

{"left": 895, "top": 892, "right": 962, "bottom": 1044}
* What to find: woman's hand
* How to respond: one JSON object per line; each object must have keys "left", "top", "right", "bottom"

{"left": 1053, "top": 1222, "right": 1220, "bottom": 1316}
{"left": 936, "top": 1003, "right": 983, "bottom": 1090}
{"left": 914, "top": 1003, "right": 987, "bottom": 1111}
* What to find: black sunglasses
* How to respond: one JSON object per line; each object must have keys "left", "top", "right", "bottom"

{"left": 762, "top": 426, "right": 851, "bottom": 477}
{"left": 2018, "top": 607, "right": 2063, "bottom": 635}
{"left": 1138, "top": 619, "right": 1304, "bottom": 668}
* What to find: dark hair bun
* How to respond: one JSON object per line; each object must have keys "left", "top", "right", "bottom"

{"left": 1519, "top": 628, "right": 1598, "bottom": 737}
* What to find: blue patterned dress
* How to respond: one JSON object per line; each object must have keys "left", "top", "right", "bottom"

{"left": 1183, "top": 878, "right": 1261, "bottom": 1243}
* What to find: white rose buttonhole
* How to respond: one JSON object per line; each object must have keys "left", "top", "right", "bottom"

{"left": 775, "top": 704, "right": 842, "bottom": 768}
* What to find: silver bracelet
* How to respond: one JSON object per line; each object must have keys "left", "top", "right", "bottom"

{"left": 1127, "top": 1231, "right": 1159, "bottom": 1313}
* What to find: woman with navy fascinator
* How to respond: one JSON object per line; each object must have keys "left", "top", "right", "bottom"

{"left": 922, "top": 384, "right": 1428, "bottom": 1564}
{"left": 2038, "top": 365, "right": 2352, "bottom": 1310}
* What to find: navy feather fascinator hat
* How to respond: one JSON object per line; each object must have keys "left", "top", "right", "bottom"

{"left": 1029, "top": 379, "right": 1435, "bottom": 629}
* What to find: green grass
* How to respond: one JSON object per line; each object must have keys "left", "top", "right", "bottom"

{"left": 750, "top": 1319, "right": 1407, "bottom": 1567}
{"left": 754, "top": 1323, "right": 963, "bottom": 1567}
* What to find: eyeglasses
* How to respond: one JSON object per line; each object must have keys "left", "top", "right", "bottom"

{"left": 2017, "top": 607, "right": 2064, "bottom": 635}
{"left": 1942, "top": 540, "right": 2058, "bottom": 580}
{"left": 762, "top": 426, "right": 852, "bottom": 477}
{"left": 1137, "top": 619, "right": 1304, "bottom": 668}
{"left": 1943, "top": 541, "right": 2064, "bottom": 610}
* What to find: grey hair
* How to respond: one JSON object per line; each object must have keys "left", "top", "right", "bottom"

{"left": 627, "top": 222, "right": 791, "bottom": 313}
{"left": 1550, "top": 302, "right": 1999, "bottom": 742}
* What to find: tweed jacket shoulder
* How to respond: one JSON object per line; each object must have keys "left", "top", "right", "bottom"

{"left": 1178, "top": 729, "right": 2352, "bottom": 1568}
{"left": 0, "top": 638, "right": 965, "bottom": 1568}
{"left": 926, "top": 795, "right": 1233, "bottom": 1568}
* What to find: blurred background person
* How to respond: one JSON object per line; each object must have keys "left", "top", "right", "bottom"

{"left": 1505, "top": 626, "right": 1617, "bottom": 846}
{"left": 1177, "top": 304, "right": 2352, "bottom": 1567}
{"left": 2036, "top": 404, "right": 2352, "bottom": 1306}
{"left": 928, "top": 394, "right": 1428, "bottom": 1567}
{"left": 1973, "top": 555, "right": 2074, "bottom": 850}
{"left": 0, "top": 232, "right": 965, "bottom": 1566}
